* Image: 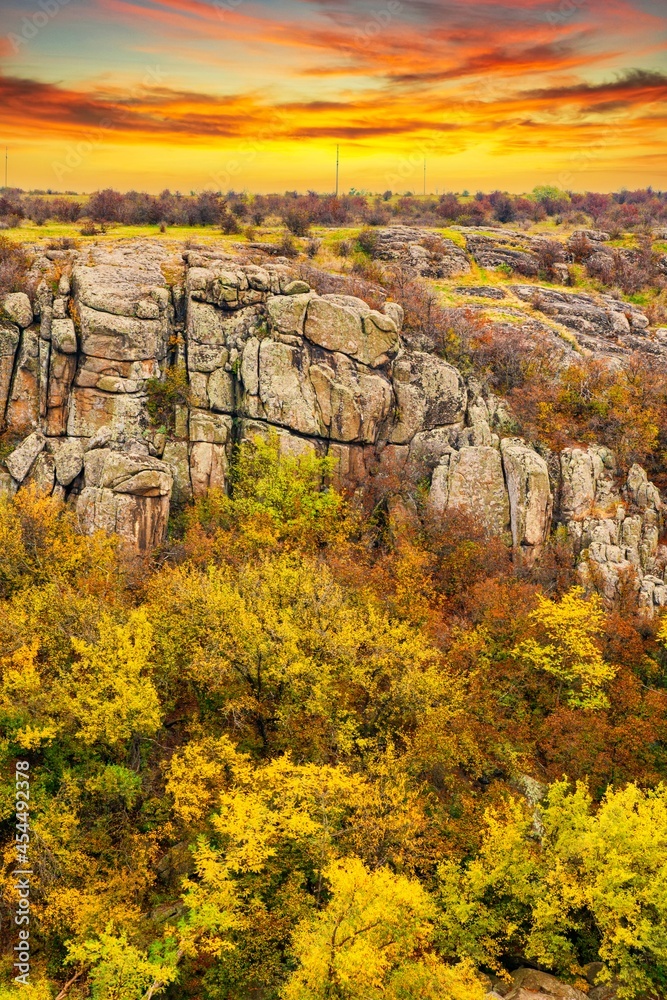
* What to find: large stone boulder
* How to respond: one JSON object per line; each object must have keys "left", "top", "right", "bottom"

{"left": 254, "top": 340, "right": 321, "bottom": 437}
{"left": 374, "top": 226, "right": 471, "bottom": 278}
{"left": 506, "top": 969, "right": 588, "bottom": 1000}
{"left": 560, "top": 447, "right": 615, "bottom": 521}
{"left": 309, "top": 354, "right": 393, "bottom": 444}
{"left": 5, "top": 327, "right": 40, "bottom": 435}
{"left": 304, "top": 295, "right": 399, "bottom": 367}
{"left": 390, "top": 352, "right": 466, "bottom": 444}
{"left": 466, "top": 231, "right": 539, "bottom": 276}
{"left": 2, "top": 293, "right": 33, "bottom": 329}
{"left": 0, "top": 320, "right": 20, "bottom": 425}
{"left": 501, "top": 438, "right": 553, "bottom": 557}
{"left": 76, "top": 445, "right": 173, "bottom": 551}
{"left": 5, "top": 431, "right": 46, "bottom": 483}
{"left": 429, "top": 445, "right": 510, "bottom": 537}
{"left": 511, "top": 286, "right": 649, "bottom": 342}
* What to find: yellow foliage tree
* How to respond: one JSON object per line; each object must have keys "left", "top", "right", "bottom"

{"left": 437, "top": 781, "right": 667, "bottom": 999}
{"left": 282, "top": 857, "right": 485, "bottom": 1000}
{"left": 147, "top": 552, "right": 452, "bottom": 756}
{"left": 64, "top": 611, "right": 161, "bottom": 748}
{"left": 515, "top": 587, "right": 615, "bottom": 709}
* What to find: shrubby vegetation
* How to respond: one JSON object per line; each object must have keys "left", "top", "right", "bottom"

{"left": 1, "top": 438, "right": 667, "bottom": 997}
{"left": 1, "top": 186, "right": 667, "bottom": 235}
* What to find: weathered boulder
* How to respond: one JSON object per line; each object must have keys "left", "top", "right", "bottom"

{"left": 560, "top": 447, "right": 615, "bottom": 521}
{"left": 506, "top": 969, "right": 587, "bottom": 1000}
{"left": 267, "top": 293, "right": 311, "bottom": 336}
{"left": 429, "top": 445, "right": 510, "bottom": 537}
{"left": 309, "top": 354, "right": 393, "bottom": 444}
{"left": 189, "top": 442, "right": 229, "bottom": 497}
{"left": 24, "top": 451, "right": 56, "bottom": 495}
{"left": 46, "top": 348, "right": 78, "bottom": 436}
{"left": 5, "top": 327, "right": 40, "bottom": 434}
{"left": 53, "top": 437, "right": 85, "bottom": 487}
{"left": 162, "top": 440, "right": 191, "bottom": 500}
{"left": 562, "top": 456, "right": 667, "bottom": 608}
{"left": 390, "top": 352, "right": 466, "bottom": 444}
{"left": 0, "top": 320, "right": 20, "bottom": 424}
{"left": 373, "top": 226, "right": 471, "bottom": 278}
{"left": 208, "top": 368, "right": 236, "bottom": 413}
{"left": 252, "top": 339, "right": 321, "bottom": 437}
{"left": 78, "top": 305, "right": 166, "bottom": 363}
{"left": 6, "top": 431, "right": 46, "bottom": 483}
{"left": 73, "top": 259, "right": 169, "bottom": 318}
{"left": 626, "top": 462, "right": 662, "bottom": 511}
{"left": 51, "top": 318, "right": 77, "bottom": 355}
{"left": 2, "top": 292, "right": 33, "bottom": 329}
{"left": 67, "top": 387, "right": 147, "bottom": 440}
{"left": 0, "top": 471, "right": 17, "bottom": 498}
{"left": 304, "top": 295, "right": 399, "bottom": 367}
{"left": 466, "top": 232, "right": 539, "bottom": 276}
{"left": 76, "top": 445, "right": 173, "bottom": 551}
{"left": 501, "top": 438, "right": 553, "bottom": 556}
{"left": 188, "top": 410, "right": 233, "bottom": 497}
{"left": 511, "top": 286, "right": 649, "bottom": 342}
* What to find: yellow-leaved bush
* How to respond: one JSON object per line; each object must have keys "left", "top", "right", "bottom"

{"left": 437, "top": 781, "right": 667, "bottom": 999}
{"left": 282, "top": 858, "right": 485, "bottom": 1000}
{"left": 515, "top": 587, "right": 615, "bottom": 709}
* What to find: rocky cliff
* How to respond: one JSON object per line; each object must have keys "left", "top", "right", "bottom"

{"left": 1, "top": 240, "right": 665, "bottom": 609}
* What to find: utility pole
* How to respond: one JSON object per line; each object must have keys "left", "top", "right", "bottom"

{"left": 423, "top": 158, "right": 426, "bottom": 197}
{"left": 335, "top": 145, "right": 339, "bottom": 198}
{"left": 4, "top": 148, "right": 7, "bottom": 190}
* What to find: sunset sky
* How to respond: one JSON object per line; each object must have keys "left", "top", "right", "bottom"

{"left": 1, "top": 0, "right": 666, "bottom": 194}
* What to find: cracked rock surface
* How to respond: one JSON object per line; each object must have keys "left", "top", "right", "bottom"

{"left": 0, "top": 239, "right": 664, "bottom": 605}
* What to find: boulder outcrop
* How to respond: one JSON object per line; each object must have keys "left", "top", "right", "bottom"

{"left": 373, "top": 225, "right": 471, "bottom": 278}
{"left": 0, "top": 239, "right": 664, "bottom": 602}
{"left": 510, "top": 285, "right": 649, "bottom": 346}
{"left": 466, "top": 231, "right": 540, "bottom": 276}
{"left": 557, "top": 447, "right": 667, "bottom": 609}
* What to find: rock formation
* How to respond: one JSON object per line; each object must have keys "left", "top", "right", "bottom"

{"left": 373, "top": 225, "right": 471, "bottom": 277}
{"left": 0, "top": 239, "right": 665, "bottom": 610}
{"left": 557, "top": 447, "right": 667, "bottom": 608}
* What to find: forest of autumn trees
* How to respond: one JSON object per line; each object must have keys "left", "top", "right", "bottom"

{"left": 1, "top": 438, "right": 667, "bottom": 999}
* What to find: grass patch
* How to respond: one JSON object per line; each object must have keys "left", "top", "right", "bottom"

{"left": 1, "top": 221, "right": 248, "bottom": 246}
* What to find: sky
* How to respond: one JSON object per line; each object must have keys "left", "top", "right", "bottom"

{"left": 0, "top": 0, "right": 666, "bottom": 194}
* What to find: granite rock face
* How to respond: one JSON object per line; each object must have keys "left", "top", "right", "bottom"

{"left": 373, "top": 226, "right": 471, "bottom": 278}
{"left": 557, "top": 447, "right": 667, "bottom": 610}
{"left": 1, "top": 240, "right": 664, "bottom": 601}
{"left": 510, "top": 285, "right": 649, "bottom": 345}
{"left": 75, "top": 442, "right": 172, "bottom": 552}
{"left": 458, "top": 228, "right": 555, "bottom": 277}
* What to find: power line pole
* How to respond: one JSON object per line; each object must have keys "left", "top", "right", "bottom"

{"left": 4, "top": 148, "right": 7, "bottom": 190}
{"left": 423, "top": 158, "right": 426, "bottom": 197}
{"left": 335, "top": 145, "right": 339, "bottom": 198}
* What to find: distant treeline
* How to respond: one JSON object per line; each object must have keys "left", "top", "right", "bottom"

{"left": 1, "top": 186, "right": 667, "bottom": 234}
